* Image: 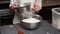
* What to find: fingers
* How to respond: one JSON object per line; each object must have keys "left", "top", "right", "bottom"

{"left": 34, "top": 4, "right": 40, "bottom": 11}
{"left": 9, "top": 4, "right": 16, "bottom": 12}
{"left": 10, "top": 4, "right": 16, "bottom": 9}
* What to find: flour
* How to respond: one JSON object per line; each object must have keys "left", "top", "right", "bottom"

{"left": 22, "top": 18, "right": 40, "bottom": 23}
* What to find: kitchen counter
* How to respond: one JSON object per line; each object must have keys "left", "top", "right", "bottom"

{"left": 0, "top": 20, "right": 60, "bottom": 34}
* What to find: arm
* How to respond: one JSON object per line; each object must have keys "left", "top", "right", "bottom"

{"left": 9, "top": 0, "right": 19, "bottom": 8}
{"left": 34, "top": 0, "right": 42, "bottom": 11}
{"left": 9, "top": 0, "right": 19, "bottom": 12}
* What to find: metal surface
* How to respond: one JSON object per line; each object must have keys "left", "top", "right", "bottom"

{"left": 1, "top": 20, "right": 60, "bottom": 34}
{"left": 21, "top": 22, "right": 40, "bottom": 29}
{"left": 20, "top": 15, "right": 42, "bottom": 29}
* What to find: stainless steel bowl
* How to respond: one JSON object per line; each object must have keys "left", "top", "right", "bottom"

{"left": 20, "top": 14, "right": 42, "bottom": 30}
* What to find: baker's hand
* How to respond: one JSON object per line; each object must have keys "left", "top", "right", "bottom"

{"left": 9, "top": 4, "right": 16, "bottom": 12}
{"left": 34, "top": 4, "right": 40, "bottom": 12}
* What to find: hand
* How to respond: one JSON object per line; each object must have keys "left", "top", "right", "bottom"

{"left": 9, "top": 4, "right": 16, "bottom": 12}
{"left": 34, "top": 4, "right": 40, "bottom": 12}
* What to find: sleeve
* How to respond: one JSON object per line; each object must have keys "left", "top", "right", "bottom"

{"left": 35, "top": 0, "right": 42, "bottom": 10}
{"left": 9, "top": 0, "right": 19, "bottom": 7}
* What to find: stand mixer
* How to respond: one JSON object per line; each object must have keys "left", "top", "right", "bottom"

{"left": 15, "top": 3, "right": 42, "bottom": 30}
{"left": 15, "top": 3, "right": 35, "bottom": 20}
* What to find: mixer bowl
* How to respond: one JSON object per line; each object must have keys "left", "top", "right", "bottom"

{"left": 20, "top": 14, "right": 42, "bottom": 30}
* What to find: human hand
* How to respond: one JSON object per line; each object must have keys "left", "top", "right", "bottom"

{"left": 34, "top": 4, "right": 40, "bottom": 12}
{"left": 9, "top": 4, "right": 16, "bottom": 12}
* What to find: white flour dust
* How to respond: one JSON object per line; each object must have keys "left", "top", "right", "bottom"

{"left": 22, "top": 18, "right": 40, "bottom": 23}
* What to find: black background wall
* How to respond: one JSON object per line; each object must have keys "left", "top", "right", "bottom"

{"left": 0, "top": 3, "right": 9, "bottom": 9}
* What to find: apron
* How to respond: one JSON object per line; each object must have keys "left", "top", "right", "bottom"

{"left": 13, "top": 12, "right": 20, "bottom": 24}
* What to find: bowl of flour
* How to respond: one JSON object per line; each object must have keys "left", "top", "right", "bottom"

{"left": 20, "top": 15, "right": 42, "bottom": 30}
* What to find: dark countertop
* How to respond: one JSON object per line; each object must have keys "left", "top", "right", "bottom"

{"left": 0, "top": 20, "right": 60, "bottom": 34}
